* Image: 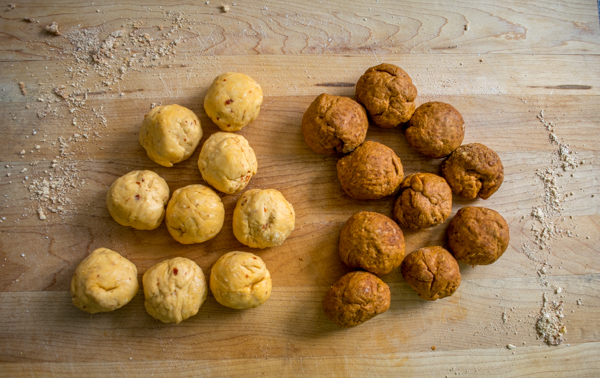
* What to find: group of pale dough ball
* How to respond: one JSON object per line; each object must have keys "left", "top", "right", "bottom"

{"left": 71, "top": 72, "right": 294, "bottom": 323}
{"left": 302, "top": 63, "right": 510, "bottom": 327}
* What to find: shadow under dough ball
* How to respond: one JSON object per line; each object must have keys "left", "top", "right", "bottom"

{"left": 401, "top": 246, "right": 461, "bottom": 301}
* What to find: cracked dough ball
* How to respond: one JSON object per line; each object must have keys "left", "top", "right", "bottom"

{"left": 198, "top": 132, "right": 258, "bottom": 194}
{"left": 322, "top": 271, "right": 391, "bottom": 327}
{"left": 405, "top": 102, "right": 465, "bottom": 158}
{"left": 339, "top": 212, "right": 405, "bottom": 276}
{"left": 401, "top": 246, "right": 461, "bottom": 301}
{"left": 106, "top": 170, "right": 169, "bottom": 230}
{"left": 301, "top": 93, "right": 369, "bottom": 155}
{"left": 204, "top": 72, "right": 263, "bottom": 132}
{"left": 447, "top": 207, "right": 510, "bottom": 265}
{"left": 441, "top": 143, "right": 504, "bottom": 200}
{"left": 210, "top": 251, "right": 272, "bottom": 309}
{"left": 71, "top": 248, "right": 139, "bottom": 314}
{"left": 143, "top": 257, "right": 207, "bottom": 324}
{"left": 232, "top": 189, "right": 295, "bottom": 249}
{"left": 355, "top": 63, "right": 418, "bottom": 128}
{"left": 337, "top": 141, "right": 404, "bottom": 200}
{"left": 393, "top": 173, "right": 453, "bottom": 230}
{"left": 139, "top": 104, "right": 202, "bottom": 167}
{"left": 166, "top": 184, "right": 225, "bottom": 244}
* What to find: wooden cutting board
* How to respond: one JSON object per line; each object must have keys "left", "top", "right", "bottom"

{"left": 1, "top": 0, "right": 599, "bottom": 376}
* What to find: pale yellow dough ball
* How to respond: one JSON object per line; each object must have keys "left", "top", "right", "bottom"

{"left": 71, "top": 248, "right": 139, "bottom": 314}
{"left": 166, "top": 184, "right": 225, "bottom": 244}
{"left": 204, "top": 72, "right": 263, "bottom": 132}
{"left": 198, "top": 132, "right": 258, "bottom": 194}
{"left": 143, "top": 257, "right": 207, "bottom": 324}
{"left": 210, "top": 251, "right": 272, "bottom": 309}
{"left": 232, "top": 189, "right": 295, "bottom": 249}
{"left": 106, "top": 170, "right": 170, "bottom": 230}
{"left": 139, "top": 104, "right": 202, "bottom": 167}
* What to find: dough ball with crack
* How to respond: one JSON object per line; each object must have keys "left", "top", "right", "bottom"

{"left": 301, "top": 93, "right": 369, "bottom": 155}
{"left": 139, "top": 104, "right": 202, "bottom": 167}
{"left": 355, "top": 63, "right": 418, "bottom": 128}
{"left": 401, "top": 246, "right": 461, "bottom": 301}
{"left": 71, "top": 248, "right": 139, "bottom": 314}
{"left": 143, "top": 257, "right": 207, "bottom": 323}
{"left": 441, "top": 143, "right": 504, "bottom": 200}
{"left": 204, "top": 72, "right": 263, "bottom": 132}
{"left": 106, "top": 170, "right": 170, "bottom": 230}
{"left": 209, "top": 251, "right": 272, "bottom": 309}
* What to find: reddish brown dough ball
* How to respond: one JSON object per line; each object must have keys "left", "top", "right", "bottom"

{"left": 322, "top": 271, "right": 391, "bottom": 327}
{"left": 339, "top": 212, "right": 405, "bottom": 276}
{"left": 355, "top": 63, "right": 418, "bottom": 128}
{"left": 301, "top": 93, "right": 369, "bottom": 155}
{"left": 401, "top": 246, "right": 461, "bottom": 301}
{"left": 405, "top": 102, "right": 465, "bottom": 158}
{"left": 446, "top": 207, "right": 510, "bottom": 265}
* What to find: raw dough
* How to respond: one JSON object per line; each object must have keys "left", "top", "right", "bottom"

{"left": 401, "top": 246, "right": 461, "bottom": 301}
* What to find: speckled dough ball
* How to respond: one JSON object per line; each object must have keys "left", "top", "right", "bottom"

{"left": 198, "top": 132, "right": 258, "bottom": 194}
{"left": 322, "top": 271, "right": 391, "bottom": 327}
{"left": 355, "top": 63, "right": 418, "bottom": 128}
{"left": 401, "top": 246, "right": 461, "bottom": 301}
{"left": 204, "top": 72, "right": 263, "bottom": 132}
{"left": 339, "top": 212, "right": 405, "bottom": 276}
{"left": 143, "top": 257, "right": 207, "bottom": 324}
{"left": 139, "top": 104, "right": 202, "bottom": 167}
{"left": 165, "top": 185, "right": 225, "bottom": 244}
{"left": 405, "top": 102, "right": 465, "bottom": 158}
{"left": 106, "top": 170, "right": 170, "bottom": 230}
{"left": 210, "top": 251, "right": 272, "bottom": 309}
{"left": 232, "top": 189, "right": 295, "bottom": 249}
{"left": 301, "top": 93, "right": 369, "bottom": 155}
{"left": 71, "top": 248, "right": 139, "bottom": 314}
{"left": 393, "top": 173, "right": 453, "bottom": 230}
{"left": 447, "top": 207, "right": 510, "bottom": 265}
{"left": 337, "top": 141, "right": 404, "bottom": 200}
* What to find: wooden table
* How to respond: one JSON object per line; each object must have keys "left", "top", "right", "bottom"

{"left": 1, "top": 0, "right": 599, "bottom": 376}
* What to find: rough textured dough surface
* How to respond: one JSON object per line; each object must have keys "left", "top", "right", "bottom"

{"left": 106, "top": 170, "right": 170, "bottom": 230}
{"left": 401, "top": 246, "right": 461, "bottom": 301}
{"left": 204, "top": 72, "right": 263, "bottom": 132}
{"left": 71, "top": 248, "right": 139, "bottom": 314}
{"left": 209, "top": 251, "right": 272, "bottom": 309}
{"left": 232, "top": 189, "right": 295, "bottom": 249}
{"left": 198, "top": 132, "right": 257, "bottom": 194}
{"left": 139, "top": 104, "right": 202, "bottom": 167}
{"left": 143, "top": 257, "right": 207, "bottom": 324}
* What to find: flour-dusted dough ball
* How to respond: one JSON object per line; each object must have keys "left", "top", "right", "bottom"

{"left": 401, "top": 246, "right": 461, "bottom": 301}
{"left": 204, "top": 72, "right": 263, "bottom": 132}
{"left": 166, "top": 185, "right": 225, "bottom": 244}
{"left": 71, "top": 248, "right": 139, "bottom": 314}
{"left": 232, "top": 189, "right": 295, "bottom": 249}
{"left": 198, "top": 132, "right": 258, "bottom": 194}
{"left": 139, "top": 104, "right": 202, "bottom": 167}
{"left": 143, "top": 257, "right": 207, "bottom": 324}
{"left": 106, "top": 170, "right": 170, "bottom": 230}
{"left": 210, "top": 251, "right": 272, "bottom": 309}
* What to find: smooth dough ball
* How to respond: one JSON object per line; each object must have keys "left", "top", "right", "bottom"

{"left": 393, "top": 173, "right": 452, "bottom": 230}
{"left": 339, "top": 212, "right": 405, "bottom": 276}
{"left": 447, "top": 207, "right": 510, "bottom": 265}
{"left": 232, "top": 189, "right": 295, "bottom": 249}
{"left": 139, "top": 104, "right": 202, "bottom": 167}
{"left": 405, "top": 102, "right": 465, "bottom": 158}
{"left": 337, "top": 141, "right": 404, "bottom": 200}
{"left": 166, "top": 184, "right": 225, "bottom": 244}
{"left": 401, "top": 246, "right": 461, "bottom": 301}
{"left": 301, "top": 93, "right": 369, "bottom": 155}
{"left": 198, "top": 132, "right": 258, "bottom": 194}
{"left": 322, "top": 271, "right": 391, "bottom": 327}
{"left": 204, "top": 72, "right": 263, "bottom": 132}
{"left": 210, "top": 251, "right": 272, "bottom": 309}
{"left": 106, "top": 170, "right": 169, "bottom": 230}
{"left": 355, "top": 63, "right": 418, "bottom": 128}
{"left": 71, "top": 248, "right": 139, "bottom": 314}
